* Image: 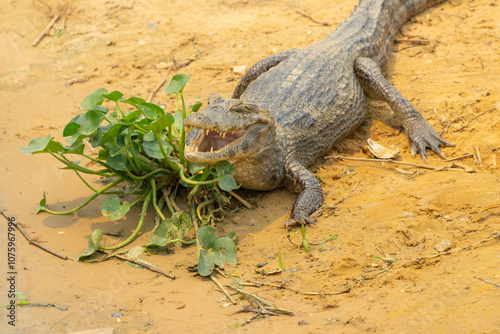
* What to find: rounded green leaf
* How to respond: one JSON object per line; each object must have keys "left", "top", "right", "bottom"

{"left": 212, "top": 237, "right": 237, "bottom": 267}
{"left": 138, "top": 103, "right": 165, "bottom": 120}
{"left": 121, "top": 96, "right": 146, "bottom": 107}
{"left": 144, "top": 114, "right": 175, "bottom": 133}
{"left": 101, "top": 196, "right": 131, "bottom": 220}
{"left": 215, "top": 161, "right": 237, "bottom": 176}
{"left": 106, "top": 153, "right": 127, "bottom": 170}
{"left": 198, "top": 249, "right": 214, "bottom": 276}
{"left": 196, "top": 225, "right": 217, "bottom": 250}
{"left": 80, "top": 88, "right": 108, "bottom": 110}
{"left": 20, "top": 135, "right": 64, "bottom": 154}
{"left": 218, "top": 174, "right": 238, "bottom": 192}
{"left": 163, "top": 74, "right": 190, "bottom": 95}
{"left": 142, "top": 140, "right": 173, "bottom": 159}
{"left": 102, "top": 91, "right": 123, "bottom": 102}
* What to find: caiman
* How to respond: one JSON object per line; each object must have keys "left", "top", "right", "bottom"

{"left": 184, "top": 0, "right": 454, "bottom": 226}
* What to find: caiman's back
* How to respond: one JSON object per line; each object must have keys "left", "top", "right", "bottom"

{"left": 184, "top": 0, "right": 452, "bottom": 226}
{"left": 240, "top": 0, "right": 444, "bottom": 166}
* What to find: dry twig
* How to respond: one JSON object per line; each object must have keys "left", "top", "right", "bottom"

{"left": 147, "top": 59, "right": 195, "bottom": 103}
{"left": 211, "top": 274, "right": 237, "bottom": 304}
{"left": 1, "top": 211, "right": 69, "bottom": 260}
{"left": 98, "top": 250, "right": 175, "bottom": 279}
{"left": 476, "top": 277, "right": 500, "bottom": 288}
{"left": 328, "top": 155, "right": 476, "bottom": 172}
{"left": 32, "top": 14, "right": 61, "bottom": 47}
{"left": 296, "top": 10, "right": 331, "bottom": 26}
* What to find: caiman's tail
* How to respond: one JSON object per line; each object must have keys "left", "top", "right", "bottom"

{"left": 330, "top": 0, "right": 446, "bottom": 69}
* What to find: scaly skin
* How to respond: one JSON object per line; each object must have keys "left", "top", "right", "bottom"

{"left": 184, "top": 0, "right": 454, "bottom": 227}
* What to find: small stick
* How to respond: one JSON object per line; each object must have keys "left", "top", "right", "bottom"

{"left": 395, "top": 38, "right": 430, "bottom": 45}
{"left": 394, "top": 240, "right": 402, "bottom": 250}
{"left": 473, "top": 145, "right": 482, "bottom": 166}
{"left": 407, "top": 232, "right": 499, "bottom": 261}
{"left": 32, "top": 14, "right": 61, "bottom": 47}
{"left": 1, "top": 212, "right": 69, "bottom": 260}
{"left": 476, "top": 277, "right": 500, "bottom": 288}
{"left": 210, "top": 274, "right": 237, "bottom": 304}
{"left": 214, "top": 267, "right": 229, "bottom": 278}
{"left": 147, "top": 58, "right": 195, "bottom": 103}
{"left": 445, "top": 153, "right": 474, "bottom": 162}
{"left": 148, "top": 68, "right": 173, "bottom": 103}
{"left": 376, "top": 247, "right": 388, "bottom": 257}
{"left": 327, "top": 155, "right": 437, "bottom": 170}
{"left": 329, "top": 155, "right": 475, "bottom": 173}
{"left": 99, "top": 250, "right": 175, "bottom": 280}
{"left": 295, "top": 10, "right": 331, "bottom": 26}
{"left": 228, "top": 190, "right": 253, "bottom": 210}
{"left": 470, "top": 107, "right": 496, "bottom": 121}
{"left": 337, "top": 179, "right": 361, "bottom": 204}
{"left": 169, "top": 189, "right": 182, "bottom": 213}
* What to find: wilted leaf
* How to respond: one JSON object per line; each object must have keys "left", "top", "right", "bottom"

{"left": 101, "top": 196, "right": 131, "bottom": 220}
{"left": 76, "top": 229, "right": 103, "bottom": 261}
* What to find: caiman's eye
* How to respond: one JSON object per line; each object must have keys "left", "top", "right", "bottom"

{"left": 230, "top": 102, "right": 254, "bottom": 113}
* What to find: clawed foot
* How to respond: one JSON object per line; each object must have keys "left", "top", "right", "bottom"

{"left": 284, "top": 214, "right": 316, "bottom": 228}
{"left": 407, "top": 118, "right": 455, "bottom": 161}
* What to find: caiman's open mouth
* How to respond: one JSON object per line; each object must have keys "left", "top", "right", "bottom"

{"left": 185, "top": 127, "right": 247, "bottom": 154}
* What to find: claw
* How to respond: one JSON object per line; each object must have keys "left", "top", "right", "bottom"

{"left": 284, "top": 216, "right": 317, "bottom": 228}
{"left": 408, "top": 119, "right": 454, "bottom": 162}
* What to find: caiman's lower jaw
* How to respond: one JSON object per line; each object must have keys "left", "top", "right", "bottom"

{"left": 185, "top": 123, "right": 270, "bottom": 163}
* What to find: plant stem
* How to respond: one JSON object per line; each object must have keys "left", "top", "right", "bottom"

{"left": 161, "top": 188, "right": 176, "bottom": 216}
{"left": 130, "top": 186, "right": 150, "bottom": 206}
{"left": 40, "top": 178, "right": 126, "bottom": 215}
{"left": 154, "top": 132, "right": 180, "bottom": 173}
{"left": 179, "top": 166, "right": 220, "bottom": 185}
{"left": 196, "top": 198, "right": 215, "bottom": 222}
{"left": 150, "top": 179, "right": 165, "bottom": 221}
{"left": 50, "top": 152, "right": 111, "bottom": 176}
{"left": 179, "top": 93, "right": 187, "bottom": 166}
{"left": 100, "top": 189, "right": 153, "bottom": 250}
{"left": 191, "top": 203, "right": 202, "bottom": 259}
{"left": 125, "top": 126, "right": 142, "bottom": 174}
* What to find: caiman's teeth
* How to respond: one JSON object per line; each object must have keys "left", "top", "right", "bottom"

{"left": 205, "top": 129, "right": 210, "bottom": 136}
{"left": 210, "top": 147, "right": 214, "bottom": 153}
{"left": 194, "top": 146, "right": 199, "bottom": 153}
{"left": 222, "top": 132, "right": 226, "bottom": 139}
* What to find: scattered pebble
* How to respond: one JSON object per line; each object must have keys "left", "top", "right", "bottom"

{"left": 232, "top": 65, "right": 247, "bottom": 75}
{"left": 434, "top": 239, "right": 452, "bottom": 253}
{"left": 111, "top": 312, "right": 124, "bottom": 318}
{"left": 298, "top": 320, "right": 309, "bottom": 325}
{"left": 290, "top": 268, "right": 298, "bottom": 272}
{"left": 65, "top": 77, "right": 86, "bottom": 87}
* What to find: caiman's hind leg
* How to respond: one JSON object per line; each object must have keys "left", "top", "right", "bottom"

{"left": 232, "top": 49, "right": 299, "bottom": 99}
{"left": 283, "top": 159, "right": 323, "bottom": 227}
{"left": 354, "top": 57, "right": 454, "bottom": 161}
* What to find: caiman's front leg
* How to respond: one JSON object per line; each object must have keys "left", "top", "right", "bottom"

{"left": 355, "top": 57, "right": 454, "bottom": 161}
{"left": 232, "top": 49, "right": 299, "bottom": 99}
{"left": 283, "top": 159, "right": 323, "bottom": 227}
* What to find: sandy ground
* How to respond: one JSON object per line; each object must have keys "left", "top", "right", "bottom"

{"left": 1, "top": 0, "right": 499, "bottom": 333}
